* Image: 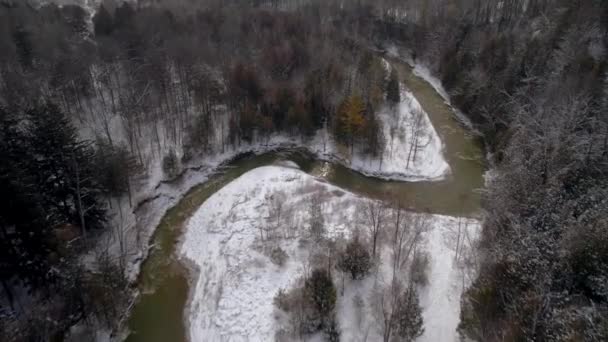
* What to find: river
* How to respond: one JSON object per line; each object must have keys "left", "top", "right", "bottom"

{"left": 124, "top": 59, "right": 485, "bottom": 342}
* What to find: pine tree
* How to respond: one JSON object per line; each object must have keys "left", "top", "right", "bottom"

{"left": 386, "top": 69, "right": 401, "bottom": 107}
{"left": 0, "top": 103, "right": 109, "bottom": 304}
{"left": 93, "top": 5, "right": 114, "bottom": 36}
{"left": 337, "top": 237, "right": 372, "bottom": 279}
{"left": 394, "top": 284, "right": 424, "bottom": 341}
{"left": 305, "top": 268, "right": 337, "bottom": 319}
{"left": 12, "top": 25, "right": 33, "bottom": 69}
{"left": 0, "top": 109, "right": 52, "bottom": 293}
{"left": 27, "top": 103, "right": 106, "bottom": 234}
{"left": 162, "top": 148, "right": 180, "bottom": 178}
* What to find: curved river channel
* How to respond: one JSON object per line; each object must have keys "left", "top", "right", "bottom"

{"left": 124, "top": 58, "right": 486, "bottom": 342}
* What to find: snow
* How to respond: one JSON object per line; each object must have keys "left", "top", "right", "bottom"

{"left": 412, "top": 63, "right": 451, "bottom": 104}
{"left": 386, "top": 44, "right": 479, "bottom": 133}
{"left": 181, "top": 165, "right": 480, "bottom": 341}
{"left": 354, "top": 87, "right": 450, "bottom": 181}
{"left": 417, "top": 216, "right": 479, "bottom": 342}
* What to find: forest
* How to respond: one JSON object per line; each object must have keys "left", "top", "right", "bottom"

{"left": 0, "top": 0, "right": 607, "bottom": 341}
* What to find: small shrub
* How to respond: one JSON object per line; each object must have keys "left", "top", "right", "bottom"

{"left": 274, "top": 268, "right": 339, "bottom": 337}
{"left": 337, "top": 237, "right": 372, "bottom": 279}
{"left": 273, "top": 288, "right": 290, "bottom": 312}
{"left": 410, "top": 251, "right": 430, "bottom": 286}
{"left": 162, "top": 149, "right": 180, "bottom": 178}
{"left": 269, "top": 246, "right": 288, "bottom": 267}
{"left": 323, "top": 314, "right": 341, "bottom": 342}
{"left": 305, "top": 269, "right": 337, "bottom": 317}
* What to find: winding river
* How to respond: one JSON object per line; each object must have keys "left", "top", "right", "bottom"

{"left": 124, "top": 59, "right": 485, "bottom": 342}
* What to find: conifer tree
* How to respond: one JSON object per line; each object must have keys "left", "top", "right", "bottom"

{"left": 386, "top": 69, "right": 400, "bottom": 107}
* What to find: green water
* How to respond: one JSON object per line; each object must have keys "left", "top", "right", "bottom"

{"left": 124, "top": 59, "right": 485, "bottom": 342}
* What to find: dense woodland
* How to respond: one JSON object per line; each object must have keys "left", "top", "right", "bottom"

{"left": 371, "top": 0, "right": 608, "bottom": 340}
{"left": 0, "top": 0, "right": 607, "bottom": 341}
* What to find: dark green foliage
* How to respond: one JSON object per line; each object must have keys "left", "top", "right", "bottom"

{"left": 324, "top": 316, "right": 341, "bottom": 342}
{"left": 61, "top": 5, "right": 89, "bottom": 35}
{"left": 362, "top": 110, "right": 385, "bottom": 157}
{"left": 93, "top": 5, "right": 114, "bottom": 36}
{"left": 12, "top": 25, "right": 32, "bottom": 69}
{"left": 162, "top": 149, "right": 180, "bottom": 179}
{"left": 27, "top": 103, "right": 106, "bottom": 231}
{"left": 274, "top": 268, "right": 340, "bottom": 338}
{"left": 386, "top": 68, "right": 400, "bottom": 106}
{"left": 410, "top": 251, "right": 429, "bottom": 286}
{"left": 337, "top": 237, "right": 372, "bottom": 280}
{"left": 393, "top": 284, "right": 424, "bottom": 341}
{"left": 95, "top": 142, "right": 140, "bottom": 198}
{"left": 0, "top": 103, "right": 107, "bottom": 293}
{"left": 269, "top": 246, "right": 288, "bottom": 267}
{"left": 305, "top": 269, "right": 337, "bottom": 318}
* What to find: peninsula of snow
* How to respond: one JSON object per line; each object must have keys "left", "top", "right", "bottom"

{"left": 180, "top": 165, "right": 479, "bottom": 342}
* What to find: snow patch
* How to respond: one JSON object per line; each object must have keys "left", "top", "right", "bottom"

{"left": 181, "top": 166, "right": 480, "bottom": 341}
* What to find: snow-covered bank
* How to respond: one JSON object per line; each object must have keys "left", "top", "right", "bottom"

{"left": 181, "top": 166, "right": 480, "bottom": 341}
{"left": 364, "top": 86, "right": 449, "bottom": 181}
{"left": 412, "top": 63, "right": 450, "bottom": 104}
{"left": 385, "top": 44, "right": 479, "bottom": 134}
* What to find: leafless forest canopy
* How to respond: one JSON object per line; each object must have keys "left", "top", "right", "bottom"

{"left": 0, "top": 0, "right": 607, "bottom": 341}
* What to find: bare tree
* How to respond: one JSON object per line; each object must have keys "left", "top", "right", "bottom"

{"left": 406, "top": 107, "right": 430, "bottom": 169}
{"left": 266, "top": 190, "right": 287, "bottom": 239}
{"left": 360, "top": 200, "right": 387, "bottom": 259}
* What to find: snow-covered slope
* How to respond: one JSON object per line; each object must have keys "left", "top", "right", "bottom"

{"left": 180, "top": 165, "right": 479, "bottom": 341}
{"left": 359, "top": 87, "right": 449, "bottom": 181}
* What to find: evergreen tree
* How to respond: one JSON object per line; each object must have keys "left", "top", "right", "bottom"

{"left": 305, "top": 268, "right": 337, "bottom": 319}
{"left": 337, "top": 237, "right": 372, "bottom": 279}
{"left": 386, "top": 69, "right": 400, "bottom": 107}
{"left": 0, "top": 103, "right": 108, "bottom": 301}
{"left": 394, "top": 284, "right": 424, "bottom": 341}
{"left": 12, "top": 25, "right": 32, "bottom": 69}
{"left": 93, "top": 5, "right": 114, "bottom": 36}
{"left": 27, "top": 103, "right": 106, "bottom": 234}
{"left": 0, "top": 109, "right": 52, "bottom": 293}
{"left": 162, "top": 149, "right": 180, "bottom": 178}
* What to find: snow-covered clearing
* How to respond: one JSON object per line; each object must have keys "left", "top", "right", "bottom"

{"left": 356, "top": 86, "right": 449, "bottom": 181}
{"left": 181, "top": 165, "right": 480, "bottom": 341}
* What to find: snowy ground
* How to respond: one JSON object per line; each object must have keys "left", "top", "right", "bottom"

{"left": 181, "top": 165, "right": 480, "bottom": 342}
{"left": 356, "top": 86, "right": 449, "bottom": 181}
{"left": 385, "top": 44, "right": 478, "bottom": 133}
